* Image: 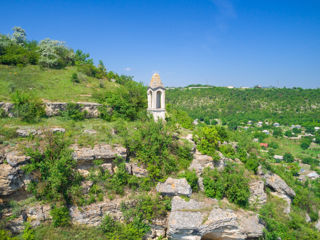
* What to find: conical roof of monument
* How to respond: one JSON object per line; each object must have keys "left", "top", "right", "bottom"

{"left": 149, "top": 73, "right": 164, "bottom": 88}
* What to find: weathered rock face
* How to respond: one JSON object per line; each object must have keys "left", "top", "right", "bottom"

{"left": 16, "top": 128, "right": 39, "bottom": 137}
{"left": 45, "top": 102, "right": 102, "bottom": 118}
{"left": 315, "top": 211, "right": 320, "bottom": 231}
{"left": 70, "top": 200, "right": 123, "bottom": 226}
{"left": 131, "top": 163, "right": 148, "bottom": 177}
{"left": 167, "top": 196, "right": 264, "bottom": 240}
{"left": 1, "top": 101, "right": 106, "bottom": 118}
{"left": 0, "top": 163, "right": 25, "bottom": 196}
{"left": 72, "top": 144, "right": 127, "bottom": 163}
{"left": 249, "top": 180, "right": 267, "bottom": 207}
{"left": 0, "top": 151, "right": 30, "bottom": 196}
{"left": 264, "top": 172, "right": 295, "bottom": 198}
{"left": 156, "top": 178, "right": 192, "bottom": 197}
{"left": 189, "top": 151, "right": 214, "bottom": 176}
{"left": 0, "top": 102, "right": 14, "bottom": 117}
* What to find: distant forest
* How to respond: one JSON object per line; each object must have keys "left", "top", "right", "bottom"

{"left": 166, "top": 87, "right": 320, "bottom": 128}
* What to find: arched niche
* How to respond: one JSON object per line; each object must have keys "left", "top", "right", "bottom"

{"left": 147, "top": 90, "right": 152, "bottom": 108}
{"left": 156, "top": 91, "right": 162, "bottom": 108}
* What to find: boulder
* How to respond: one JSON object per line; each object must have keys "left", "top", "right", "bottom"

{"left": 45, "top": 102, "right": 67, "bottom": 116}
{"left": 6, "top": 151, "right": 29, "bottom": 167}
{"left": 315, "top": 211, "right": 320, "bottom": 231}
{"left": 0, "top": 164, "right": 24, "bottom": 196}
{"left": 72, "top": 144, "right": 126, "bottom": 163}
{"left": 0, "top": 102, "right": 14, "bottom": 117}
{"left": 131, "top": 163, "right": 148, "bottom": 177}
{"left": 83, "top": 129, "right": 97, "bottom": 135}
{"left": 249, "top": 180, "right": 267, "bottom": 207}
{"left": 101, "top": 163, "right": 113, "bottom": 174}
{"left": 167, "top": 196, "right": 264, "bottom": 240}
{"left": 264, "top": 172, "right": 295, "bottom": 198}
{"left": 156, "top": 178, "right": 192, "bottom": 197}
{"left": 270, "top": 192, "right": 291, "bottom": 214}
{"left": 16, "top": 128, "right": 39, "bottom": 137}
{"left": 51, "top": 127, "right": 65, "bottom": 133}
{"left": 189, "top": 151, "right": 214, "bottom": 176}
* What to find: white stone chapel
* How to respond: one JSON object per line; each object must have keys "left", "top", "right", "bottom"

{"left": 147, "top": 73, "right": 166, "bottom": 121}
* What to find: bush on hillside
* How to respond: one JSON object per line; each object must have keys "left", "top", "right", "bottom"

{"left": 126, "top": 120, "right": 192, "bottom": 181}
{"left": 178, "top": 170, "right": 199, "bottom": 192}
{"left": 50, "top": 206, "right": 71, "bottom": 227}
{"left": 95, "top": 80, "right": 147, "bottom": 121}
{"left": 62, "top": 103, "right": 87, "bottom": 121}
{"left": 23, "top": 132, "right": 81, "bottom": 203}
{"left": 11, "top": 91, "right": 45, "bottom": 123}
{"left": 202, "top": 164, "right": 250, "bottom": 207}
{"left": 166, "top": 104, "right": 194, "bottom": 129}
{"left": 283, "top": 153, "right": 294, "bottom": 163}
{"left": 193, "top": 125, "right": 228, "bottom": 157}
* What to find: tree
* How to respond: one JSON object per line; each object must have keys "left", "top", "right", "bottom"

{"left": 11, "top": 26, "right": 26, "bottom": 45}
{"left": 284, "top": 153, "right": 294, "bottom": 163}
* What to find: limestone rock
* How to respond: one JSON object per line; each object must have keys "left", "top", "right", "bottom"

{"left": 51, "top": 127, "right": 65, "bottom": 133}
{"left": 83, "top": 129, "right": 97, "bottom": 135}
{"left": 101, "top": 163, "right": 113, "bottom": 174}
{"left": 189, "top": 151, "right": 214, "bottom": 176}
{"left": 315, "top": 211, "right": 320, "bottom": 231}
{"left": 264, "top": 172, "right": 295, "bottom": 198}
{"left": 131, "top": 163, "right": 148, "bottom": 177}
{"left": 0, "top": 164, "right": 24, "bottom": 196}
{"left": 72, "top": 144, "right": 126, "bottom": 163}
{"left": 5, "top": 151, "right": 29, "bottom": 167}
{"left": 70, "top": 201, "right": 122, "bottom": 226}
{"left": 45, "top": 102, "right": 67, "bottom": 116}
{"left": 167, "top": 196, "right": 264, "bottom": 240}
{"left": 16, "top": 128, "right": 39, "bottom": 137}
{"left": 156, "top": 178, "right": 192, "bottom": 197}
{"left": 0, "top": 102, "right": 14, "bottom": 117}
{"left": 249, "top": 180, "right": 267, "bottom": 207}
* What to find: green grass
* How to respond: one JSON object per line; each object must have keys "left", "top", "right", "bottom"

{"left": 0, "top": 65, "right": 117, "bottom": 102}
{"left": 265, "top": 136, "right": 320, "bottom": 159}
{"left": 0, "top": 117, "right": 132, "bottom": 147}
{"left": 28, "top": 224, "right": 106, "bottom": 240}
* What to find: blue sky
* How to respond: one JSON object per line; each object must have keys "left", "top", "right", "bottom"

{"left": 1, "top": 0, "right": 320, "bottom": 88}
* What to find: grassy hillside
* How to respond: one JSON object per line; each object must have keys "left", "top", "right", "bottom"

{"left": 0, "top": 65, "right": 117, "bottom": 102}
{"left": 167, "top": 87, "right": 320, "bottom": 127}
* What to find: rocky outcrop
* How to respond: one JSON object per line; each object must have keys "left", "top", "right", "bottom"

{"left": 70, "top": 200, "right": 123, "bottom": 226}
{"left": 6, "top": 204, "right": 51, "bottom": 233}
{"left": 156, "top": 178, "right": 192, "bottom": 197}
{"left": 0, "top": 151, "right": 30, "bottom": 196}
{"left": 131, "top": 163, "right": 148, "bottom": 177}
{"left": 72, "top": 144, "right": 127, "bottom": 163}
{"left": 249, "top": 180, "right": 267, "bottom": 207}
{"left": 264, "top": 172, "right": 295, "bottom": 198}
{"left": 0, "top": 163, "right": 25, "bottom": 196}
{"left": 0, "top": 101, "right": 107, "bottom": 118}
{"left": 0, "top": 102, "right": 14, "bottom": 117}
{"left": 167, "top": 196, "right": 264, "bottom": 240}
{"left": 189, "top": 151, "right": 214, "bottom": 176}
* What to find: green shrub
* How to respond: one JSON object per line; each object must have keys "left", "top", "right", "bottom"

{"left": 23, "top": 132, "right": 81, "bottom": 203}
{"left": 0, "top": 229, "right": 17, "bottom": 240}
{"left": 62, "top": 103, "right": 87, "bottom": 121}
{"left": 269, "top": 142, "right": 279, "bottom": 149}
{"left": 50, "top": 206, "right": 70, "bottom": 227}
{"left": 126, "top": 120, "right": 192, "bottom": 181}
{"left": 95, "top": 80, "right": 147, "bottom": 121}
{"left": 11, "top": 91, "right": 45, "bottom": 122}
{"left": 283, "top": 153, "right": 294, "bottom": 163}
{"left": 71, "top": 73, "right": 79, "bottom": 83}
{"left": 193, "top": 126, "right": 228, "bottom": 157}
{"left": 202, "top": 164, "right": 250, "bottom": 207}
{"left": 285, "top": 130, "right": 293, "bottom": 137}
{"left": 300, "top": 138, "right": 311, "bottom": 150}
{"left": 22, "top": 222, "right": 35, "bottom": 240}
{"left": 178, "top": 170, "right": 199, "bottom": 192}
{"left": 0, "top": 108, "right": 8, "bottom": 118}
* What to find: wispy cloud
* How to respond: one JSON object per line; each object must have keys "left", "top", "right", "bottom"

{"left": 211, "top": 0, "right": 237, "bottom": 31}
{"left": 124, "top": 67, "right": 132, "bottom": 71}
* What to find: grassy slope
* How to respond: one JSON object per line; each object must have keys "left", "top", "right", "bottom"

{"left": 0, "top": 65, "right": 117, "bottom": 102}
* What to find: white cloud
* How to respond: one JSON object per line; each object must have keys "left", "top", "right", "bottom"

{"left": 124, "top": 67, "right": 132, "bottom": 71}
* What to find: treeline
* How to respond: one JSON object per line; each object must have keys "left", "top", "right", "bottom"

{"left": 166, "top": 87, "right": 320, "bottom": 128}
{"left": 0, "top": 27, "right": 131, "bottom": 84}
